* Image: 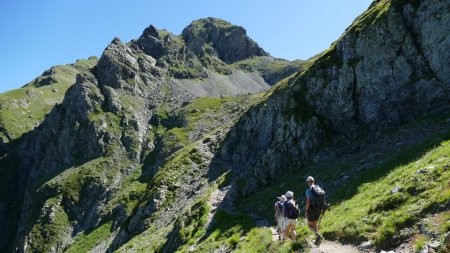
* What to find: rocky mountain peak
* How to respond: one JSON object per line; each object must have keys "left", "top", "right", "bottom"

{"left": 135, "top": 24, "right": 170, "bottom": 59}
{"left": 111, "top": 36, "right": 123, "bottom": 45}
{"left": 142, "top": 24, "right": 160, "bottom": 38}
{"left": 182, "top": 17, "right": 269, "bottom": 64}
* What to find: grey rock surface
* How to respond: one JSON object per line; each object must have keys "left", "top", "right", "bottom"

{"left": 182, "top": 17, "right": 269, "bottom": 64}
{"left": 2, "top": 1, "right": 450, "bottom": 252}
{"left": 219, "top": 0, "right": 450, "bottom": 194}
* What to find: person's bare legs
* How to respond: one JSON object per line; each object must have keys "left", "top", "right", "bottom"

{"left": 308, "top": 221, "right": 318, "bottom": 235}
{"left": 308, "top": 220, "right": 323, "bottom": 245}
{"left": 283, "top": 222, "right": 297, "bottom": 241}
{"left": 290, "top": 223, "right": 297, "bottom": 241}
{"left": 283, "top": 223, "right": 290, "bottom": 241}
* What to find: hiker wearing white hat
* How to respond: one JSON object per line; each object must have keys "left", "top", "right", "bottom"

{"left": 274, "top": 195, "right": 287, "bottom": 240}
{"left": 305, "top": 176, "right": 324, "bottom": 245}
{"left": 282, "top": 191, "right": 299, "bottom": 241}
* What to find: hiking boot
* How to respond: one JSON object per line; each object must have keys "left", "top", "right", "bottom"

{"left": 314, "top": 234, "right": 323, "bottom": 246}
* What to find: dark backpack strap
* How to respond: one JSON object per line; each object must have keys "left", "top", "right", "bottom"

{"left": 310, "top": 186, "right": 320, "bottom": 209}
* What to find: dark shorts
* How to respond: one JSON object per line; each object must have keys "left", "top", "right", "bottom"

{"left": 307, "top": 208, "right": 321, "bottom": 222}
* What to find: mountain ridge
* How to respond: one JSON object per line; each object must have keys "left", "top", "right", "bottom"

{"left": 0, "top": 16, "right": 303, "bottom": 253}
{"left": 0, "top": 1, "right": 449, "bottom": 252}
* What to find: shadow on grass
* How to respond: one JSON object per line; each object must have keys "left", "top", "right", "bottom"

{"left": 232, "top": 114, "right": 450, "bottom": 233}
{"left": 328, "top": 129, "right": 450, "bottom": 204}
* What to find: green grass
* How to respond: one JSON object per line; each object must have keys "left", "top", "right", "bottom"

{"left": 228, "top": 112, "right": 450, "bottom": 251}
{"left": 28, "top": 197, "right": 71, "bottom": 252}
{"left": 231, "top": 56, "right": 305, "bottom": 85}
{"left": 185, "top": 210, "right": 255, "bottom": 253}
{"left": 235, "top": 228, "right": 272, "bottom": 253}
{"left": 413, "top": 234, "right": 428, "bottom": 252}
{"left": 0, "top": 57, "right": 98, "bottom": 140}
{"left": 322, "top": 138, "right": 450, "bottom": 249}
{"left": 145, "top": 94, "right": 263, "bottom": 169}
{"left": 346, "top": 0, "right": 391, "bottom": 34}
{"left": 44, "top": 157, "right": 122, "bottom": 201}
{"left": 167, "top": 199, "right": 211, "bottom": 252}
{"left": 142, "top": 145, "right": 206, "bottom": 202}
{"left": 101, "top": 167, "right": 149, "bottom": 216}
{"left": 442, "top": 212, "right": 450, "bottom": 233}
{"left": 104, "top": 94, "right": 265, "bottom": 252}
{"left": 230, "top": 57, "right": 268, "bottom": 72}
{"left": 169, "top": 65, "right": 205, "bottom": 79}
{"left": 65, "top": 221, "right": 113, "bottom": 253}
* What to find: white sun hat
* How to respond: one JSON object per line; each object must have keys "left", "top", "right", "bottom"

{"left": 277, "top": 195, "right": 287, "bottom": 201}
{"left": 306, "top": 176, "right": 315, "bottom": 182}
{"left": 285, "top": 191, "right": 294, "bottom": 198}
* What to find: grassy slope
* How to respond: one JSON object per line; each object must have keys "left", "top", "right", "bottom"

{"left": 114, "top": 96, "right": 265, "bottom": 252}
{"left": 188, "top": 113, "right": 450, "bottom": 253}
{"left": 231, "top": 56, "right": 305, "bottom": 85}
{"left": 127, "top": 1, "right": 449, "bottom": 251}
{"left": 0, "top": 57, "right": 98, "bottom": 141}
{"left": 61, "top": 95, "right": 264, "bottom": 252}
{"left": 321, "top": 136, "right": 450, "bottom": 249}
{"left": 64, "top": 111, "right": 449, "bottom": 253}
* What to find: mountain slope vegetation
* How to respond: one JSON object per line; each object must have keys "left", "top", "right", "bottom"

{"left": 0, "top": 0, "right": 449, "bottom": 252}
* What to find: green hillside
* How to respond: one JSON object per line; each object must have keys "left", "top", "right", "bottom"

{"left": 0, "top": 57, "right": 98, "bottom": 141}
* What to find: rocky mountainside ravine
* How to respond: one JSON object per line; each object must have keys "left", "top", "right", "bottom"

{"left": 0, "top": 1, "right": 449, "bottom": 253}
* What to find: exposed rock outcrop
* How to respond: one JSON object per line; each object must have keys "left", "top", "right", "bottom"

{"left": 220, "top": 0, "right": 450, "bottom": 194}
{"left": 182, "top": 17, "right": 269, "bottom": 64}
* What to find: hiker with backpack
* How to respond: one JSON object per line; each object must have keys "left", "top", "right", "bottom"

{"left": 274, "top": 195, "right": 287, "bottom": 240}
{"left": 282, "top": 191, "right": 300, "bottom": 241}
{"left": 305, "top": 176, "right": 326, "bottom": 245}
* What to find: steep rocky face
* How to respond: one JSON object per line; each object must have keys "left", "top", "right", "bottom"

{"left": 182, "top": 18, "right": 269, "bottom": 64}
{"left": 220, "top": 0, "right": 450, "bottom": 194}
{"left": 133, "top": 25, "right": 208, "bottom": 79}
{"left": 135, "top": 25, "right": 167, "bottom": 59}
{"left": 13, "top": 73, "right": 109, "bottom": 251}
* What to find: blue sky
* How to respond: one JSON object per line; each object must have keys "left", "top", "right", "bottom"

{"left": 0, "top": 0, "right": 373, "bottom": 93}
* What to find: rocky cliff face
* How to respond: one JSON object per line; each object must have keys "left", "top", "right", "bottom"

{"left": 220, "top": 0, "right": 450, "bottom": 194}
{"left": 182, "top": 18, "right": 268, "bottom": 64}
{"left": 1, "top": 1, "right": 449, "bottom": 252}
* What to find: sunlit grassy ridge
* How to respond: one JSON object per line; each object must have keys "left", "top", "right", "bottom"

{"left": 321, "top": 138, "right": 450, "bottom": 249}
{"left": 0, "top": 57, "right": 98, "bottom": 141}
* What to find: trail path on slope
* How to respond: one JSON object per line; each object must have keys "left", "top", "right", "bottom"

{"left": 269, "top": 227, "right": 280, "bottom": 242}
{"left": 309, "top": 240, "right": 363, "bottom": 253}
{"left": 211, "top": 193, "right": 366, "bottom": 253}
{"left": 269, "top": 226, "right": 364, "bottom": 253}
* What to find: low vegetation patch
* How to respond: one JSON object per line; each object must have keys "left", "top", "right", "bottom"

{"left": 322, "top": 137, "right": 450, "bottom": 249}
{"left": 65, "top": 221, "right": 113, "bottom": 253}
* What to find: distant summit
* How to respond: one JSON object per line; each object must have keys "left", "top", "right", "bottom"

{"left": 182, "top": 17, "right": 269, "bottom": 64}
{"left": 129, "top": 17, "right": 271, "bottom": 79}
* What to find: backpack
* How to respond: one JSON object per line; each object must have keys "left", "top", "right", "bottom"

{"left": 310, "top": 185, "right": 327, "bottom": 211}
{"left": 276, "top": 202, "right": 284, "bottom": 211}
{"left": 283, "top": 200, "right": 300, "bottom": 219}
